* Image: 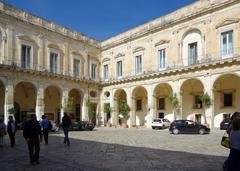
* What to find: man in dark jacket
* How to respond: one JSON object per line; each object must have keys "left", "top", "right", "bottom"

{"left": 62, "top": 112, "right": 71, "bottom": 146}
{"left": 23, "top": 114, "right": 42, "bottom": 165}
{"left": 7, "top": 116, "right": 17, "bottom": 147}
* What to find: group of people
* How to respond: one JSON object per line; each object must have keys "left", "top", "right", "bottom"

{"left": 0, "top": 112, "right": 72, "bottom": 166}
{"left": 223, "top": 112, "right": 240, "bottom": 171}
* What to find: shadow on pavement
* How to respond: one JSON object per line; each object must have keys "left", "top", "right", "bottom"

{"left": 0, "top": 132, "right": 226, "bottom": 171}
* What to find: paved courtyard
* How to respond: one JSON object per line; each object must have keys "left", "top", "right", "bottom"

{"left": 1, "top": 128, "right": 228, "bottom": 171}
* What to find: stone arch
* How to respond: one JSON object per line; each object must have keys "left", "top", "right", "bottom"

{"left": 180, "top": 79, "right": 204, "bottom": 123}
{"left": 44, "top": 85, "right": 62, "bottom": 123}
{"left": 182, "top": 28, "right": 203, "bottom": 66}
{"left": 68, "top": 88, "right": 83, "bottom": 121}
{"left": 113, "top": 89, "right": 127, "bottom": 126}
{"left": 153, "top": 83, "right": 173, "bottom": 121}
{"left": 132, "top": 86, "right": 148, "bottom": 126}
{"left": 213, "top": 73, "right": 240, "bottom": 127}
{"left": 14, "top": 81, "right": 37, "bottom": 123}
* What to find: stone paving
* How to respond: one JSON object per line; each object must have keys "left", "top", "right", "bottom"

{"left": 0, "top": 127, "right": 229, "bottom": 171}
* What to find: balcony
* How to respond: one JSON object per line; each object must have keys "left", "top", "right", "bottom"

{"left": 101, "top": 48, "right": 240, "bottom": 84}
{"left": 0, "top": 58, "right": 100, "bottom": 83}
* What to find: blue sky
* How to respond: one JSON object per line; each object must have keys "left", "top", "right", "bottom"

{"left": 4, "top": 0, "right": 197, "bottom": 41}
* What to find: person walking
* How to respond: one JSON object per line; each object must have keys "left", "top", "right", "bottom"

{"left": 223, "top": 117, "right": 240, "bottom": 171}
{"left": 23, "top": 114, "right": 42, "bottom": 165}
{"left": 0, "top": 118, "right": 6, "bottom": 147}
{"left": 61, "top": 112, "right": 71, "bottom": 146}
{"left": 40, "top": 115, "right": 51, "bottom": 145}
{"left": 7, "top": 116, "right": 17, "bottom": 147}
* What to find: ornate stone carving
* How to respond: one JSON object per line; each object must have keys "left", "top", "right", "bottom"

{"left": 155, "top": 40, "right": 170, "bottom": 47}
{"left": 115, "top": 53, "right": 125, "bottom": 59}
{"left": 133, "top": 47, "right": 145, "bottom": 53}
{"left": 216, "top": 18, "right": 240, "bottom": 29}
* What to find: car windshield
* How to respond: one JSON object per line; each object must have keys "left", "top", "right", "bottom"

{"left": 163, "top": 119, "right": 170, "bottom": 122}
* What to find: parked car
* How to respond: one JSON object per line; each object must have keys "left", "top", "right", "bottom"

{"left": 220, "top": 118, "right": 231, "bottom": 130}
{"left": 169, "top": 120, "right": 210, "bottom": 135}
{"left": 71, "top": 121, "right": 95, "bottom": 131}
{"left": 151, "top": 118, "right": 171, "bottom": 129}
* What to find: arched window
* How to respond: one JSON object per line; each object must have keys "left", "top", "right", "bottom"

{"left": 182, "top": 29, "right": 202, "bottom": 66}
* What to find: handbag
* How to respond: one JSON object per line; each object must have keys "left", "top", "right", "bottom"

{"left": 221, "top": 132, "right": 230, "bottom": 149}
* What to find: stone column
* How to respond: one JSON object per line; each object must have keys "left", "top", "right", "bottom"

{"left": 61, "top": 89, "right": 69, "bottom": 121}
{"left": 170, "top": 80, "right": 182, "bottom": 120}
{"left": 146, "top": 85, "right": 154, "bottom": 128}
{"left": 202, "top": 76, "right": 214, "bottom": 128}
{"left": 35, "top": 87, "right": 44, "bottom": 121}
{"left": 82, "top": 92, "right": 89, "bottom": 121}
{"left": 126, "top": 87, "right": 135, "bottom": 127}
{"left": 4, "top": 84, "right": 14, "bottom": 124}
{"left": 99, "top": 92, "right": 105, "bottom": 126}
{"left": 110, "top": 90, "right": 118, "bottom": 126}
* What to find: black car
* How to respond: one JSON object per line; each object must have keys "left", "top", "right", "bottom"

{"left": 71, "top": 121, "right": 95, "bottom": 131}
{"left": 220, "top": 118, "right": 231, "bottom": 130}
{"left": 169, "top": 120, "right": 210, "bottom": 135}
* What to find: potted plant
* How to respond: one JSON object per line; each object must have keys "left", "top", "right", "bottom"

{"left": 168, "top": 93, "right": 180, "bottom": 120}
{"left": 104, "top": 103, "right": 112, "bottom": 127}
{"left": 119, "top": 99, "right": 130, "bottom": 128}
{"left": 198, "top": 92, "right": 212, "bottom": 126}
{"left": 8, "top": 107, "right": 16, "bottom": 117}
{"left": 63, "top": 96, "right": 75, "bottom": 113}
{"left": 87, "top": 100, "right": 96, "bottom": 123}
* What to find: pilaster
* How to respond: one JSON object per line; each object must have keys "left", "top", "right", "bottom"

{"left": 35, "top": 87, "right": 44, "bottom": 121}
{"left": 4, "top": 83, "right": 14, "bottom": 124}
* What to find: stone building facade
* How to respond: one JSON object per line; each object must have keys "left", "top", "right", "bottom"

{"left": 0, "top": 0, "right": 240, "bottom": 128}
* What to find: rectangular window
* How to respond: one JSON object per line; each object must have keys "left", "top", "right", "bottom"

{"left": 91, "top": 64, "right": 97, "bottom": 79}
{"left": 188, "top": 42, "right": 198, "bottom": 65}
{"left": 135, "top": 55, "right": 142, "bottom": 74}
{"left": 194, "top": 95, "right": 202, "bottom": 109}
{"left": 50, "top": 52, "right": 58, "bottom": 73}
{"left": 21, "top": 45, "right": 31, "bottom": 69}
{"left": 158, "top": 98, "right": 165, "bottom": 110}
{"left": 136, "top": 99, "right": 142, "bottom": 111}
{"left": 103, "top": 64, "right": 108, "bottom": 80}
{"left": 117, "top": 61, "right": 122, "bottom": 77}
{"left": 73, "top": 59, "right": 80, "bottom": 77}
{"left": 158, "top": 113, "right": 164, "bottom": 118}
{"left": 224, "top": 93, "right": 232, "bottom": 107}
{"left": 221, "top": 31, "right": 233, "bottom": 57}
{"left": 158, "top": 49, "right": 166, "bottom": 69}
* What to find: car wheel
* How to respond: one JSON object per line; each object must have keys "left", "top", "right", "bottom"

{"left": 152, "top": 126, "right": 155, "bottom": 130}
{"left": 199, "top": 129, "right": 205, "bottom": 135}
{"left": 172, "top": 128, "right": 179, "bottom": 135}
{"left": 162, "top": 125, "right": 165, "bottom": 129}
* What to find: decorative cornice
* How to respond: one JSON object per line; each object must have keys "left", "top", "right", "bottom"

{"left": 115, "top": 53, "right": 125, "bottom": 59}
{"left": 1, "top": 2, "right": 100, "bottom": 48}
{"left": 133, "top": 47, "right": 145, "bottom": 53}
{"left": 215, "top": 18, "right": 240, "bottom": 29}
{"left": 102, "top": 58, "right": 111, "bottom": 63}
{"left": 155, "top": 40, "right": 170, "bottom": 47}
{"left": 102, "top": 0, "right": 239, "bottom": 50}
